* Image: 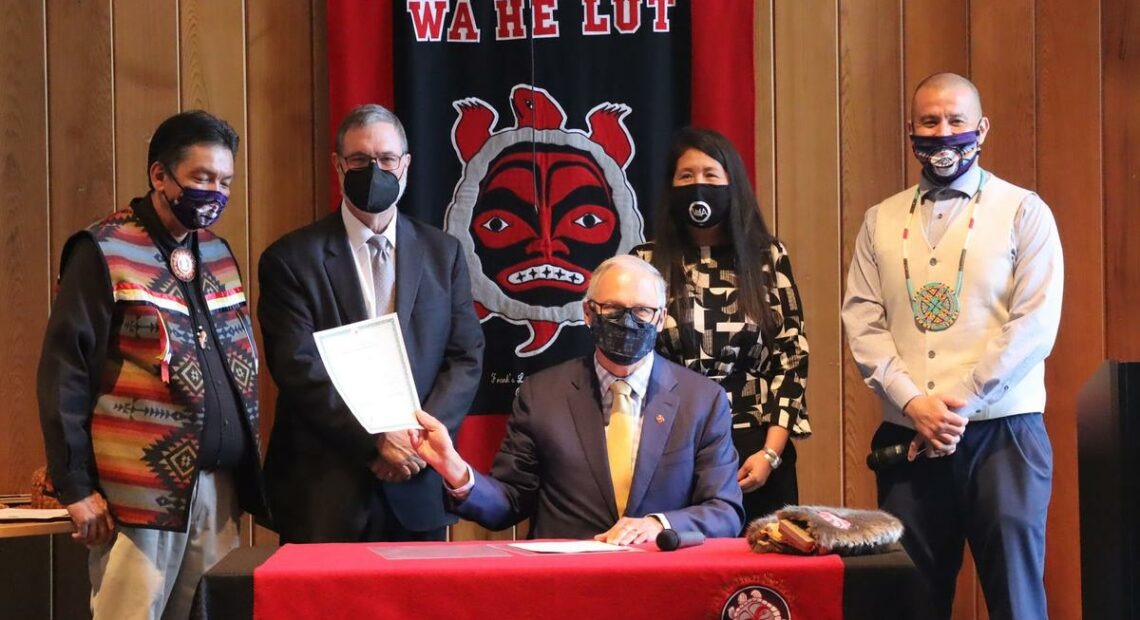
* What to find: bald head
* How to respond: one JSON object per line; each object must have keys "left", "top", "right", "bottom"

{"left": 909, "top": 72, "right": 989, "bottom": 142}
{"left": 912, "top": 73, "right": 983, "bottom": 119}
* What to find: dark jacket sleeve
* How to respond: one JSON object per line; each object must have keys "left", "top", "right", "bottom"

{"left": 418, "top": 240, "right": 484, "bottom": 438}
{"left": 37, "top": 236, "right": 113, "bottom": 505}
{"left": 257, "top": 248, "right": 378, "bottom": 465}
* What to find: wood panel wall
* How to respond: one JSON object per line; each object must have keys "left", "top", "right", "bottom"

{"left": 1104, "top": 0, "right": 1140, "bottom": 360}
{"left": 1, "top": 2, "right": 1130, "bottom": 618}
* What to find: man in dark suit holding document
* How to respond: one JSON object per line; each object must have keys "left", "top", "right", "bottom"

{"left": 259, "top": 104, "right": 484, "bottom": 543}
{"left": 413, "top": 255, "right": 744, "bottom": 544}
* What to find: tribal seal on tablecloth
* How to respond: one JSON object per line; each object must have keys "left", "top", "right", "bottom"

{"left": 720, "top": 585, "right": 790, "bottom": 620}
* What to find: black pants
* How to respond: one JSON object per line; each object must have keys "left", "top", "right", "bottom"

{"left": 872, "top": 415, "right": 1052, "bottom": 620}
{"left": 732, "top": 416, "right": 799, "bottom": 532}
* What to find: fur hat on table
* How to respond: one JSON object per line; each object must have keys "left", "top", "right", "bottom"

{"left": 746, "top": 505, "right": 904, "bottom": 556}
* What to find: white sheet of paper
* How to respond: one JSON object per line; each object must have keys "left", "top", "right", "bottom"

{"left": 313, "top": 314, "right": 422, "bottom": 434}
{"left": 0, "top": 508, "right": 70, "bottom": 521}
{"left": 508, "top": 541, "right": 635, "bottom": 554}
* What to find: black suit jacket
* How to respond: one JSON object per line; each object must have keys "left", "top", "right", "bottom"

{"left": 259, "top": 210, "right": 484, "bottom": 542}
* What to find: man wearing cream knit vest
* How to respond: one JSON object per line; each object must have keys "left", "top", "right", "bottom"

{"left": 842, "top": 73, "right": 1063, "bottom": 620}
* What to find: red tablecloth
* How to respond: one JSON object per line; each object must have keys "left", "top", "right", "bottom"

{"left": 253, "top": 538, "right": 843, "bottom": 619}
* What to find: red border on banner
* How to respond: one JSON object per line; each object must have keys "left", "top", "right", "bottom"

{"left": 455, "top": 413, "right": 509, "bottom": 474}
{"left": 691, "top": 2, "right": 756, "bottom": 187}
{"left": 326, "top": 0, "right": 394, "bottom": 207}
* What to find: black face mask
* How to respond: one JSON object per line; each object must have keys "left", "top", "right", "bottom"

{"left": 589, "top": 308, "right": 658, "bottom": 366}
{"left": 343, "top": 163, "right": 404, "bottom": 214}
{"left": 669, "top": 183, "right": 732, "bottom": 229}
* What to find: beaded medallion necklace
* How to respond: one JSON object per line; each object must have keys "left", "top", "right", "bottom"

{"left": 902, "top": 171, "right": 989, "bottom": 332}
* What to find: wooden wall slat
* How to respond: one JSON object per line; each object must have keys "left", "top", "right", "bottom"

{"left": 753, "top": 0, "right": 776, "bottom": 228}
{"left": 112, "top": 0, "right": 179, "bottom": 201}
{"left": 180, "top": 0, "right": 250, "bottom": 279}
{"left": 971, "top": 0, "right": 1037, "bottom": 191}
{"left": 46, "top": 0, "right": 115, "bottom": 274}
{"left": 774, "top": 0, "right": 842, "bottom": 506}
{"left": 0, "top": 0, "right": 49, "bottom": 495}
{"left": 246, "top": 0, "right": 319, "bottom": 547}
{"left": 1104, "top": 0, "right": 1140, "bottom": 360}
{"left": 312, "top": 0, "right": 330, "bottom": 221}
{"left": 246, "top": 0, "right": 317, "bottom": 287}
{"left": 902, "top": 0, "right": 969, "bottom": 183}
{"left": 1038, "top": 2, "right": 1101, "bottom": 618}
{"left": 837, "top": 0, "right": 904, "bottom": 510}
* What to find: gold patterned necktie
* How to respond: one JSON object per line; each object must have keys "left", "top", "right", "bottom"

{"left": 607, "top": 379, "right": 635, "bottom": 517}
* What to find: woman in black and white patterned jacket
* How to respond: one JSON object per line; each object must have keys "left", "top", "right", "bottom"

{"left": 634, "top": 127, "right": 810, "bottom": 530}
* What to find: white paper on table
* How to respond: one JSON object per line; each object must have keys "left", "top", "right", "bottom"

{"left": 313, "top": 314, "right": 422, "bottom": 434}
{"left": 0, "top": 508, "right": 70, "bottom": 521}
{"left": 507, "top": 541, "right": 635, "bottom": 554}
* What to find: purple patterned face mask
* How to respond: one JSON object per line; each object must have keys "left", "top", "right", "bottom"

{"left": 910, "top": 130, "right": 981, "bottom": 185}
{"left": 164, "top": 170, "right": 229, "bottom": 229}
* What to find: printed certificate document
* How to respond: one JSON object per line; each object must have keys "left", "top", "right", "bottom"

{"left": 313, "top": 314, "right": 422, "bottom": 433}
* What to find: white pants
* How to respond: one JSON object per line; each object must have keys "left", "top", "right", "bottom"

{"left": 88, "top": 470, "right": 240, "bottom": 620}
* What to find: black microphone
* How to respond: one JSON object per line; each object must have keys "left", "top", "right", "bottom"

{"left": 865, "top": 443, "right": 911, "bottom": 472}
{"left": 656, "top": 529, "right": 705, "bottom": 551}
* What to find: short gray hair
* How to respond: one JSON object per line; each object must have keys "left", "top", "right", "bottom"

{"left": 585, "top": 255, "right": 667, "bottom": 307}
{"left": 335, "top": 104, "right": 408, "bottom": 155}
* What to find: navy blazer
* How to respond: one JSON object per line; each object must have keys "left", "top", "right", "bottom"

{"left": 259, "top": 210, "right": 484, "bottom": 542}
{"left": 455, "top": 355, "right": 744, "bottom": 539}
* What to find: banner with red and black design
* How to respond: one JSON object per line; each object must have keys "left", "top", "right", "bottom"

{"left": 328, "top": 0, "right": 756, "bottom": 468}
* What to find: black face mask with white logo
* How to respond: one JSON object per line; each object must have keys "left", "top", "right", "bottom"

{"left": 668, "top": 183, "right": 732, "bottom": 229}
{"left": 589, "top": 308, "right": 657, "bottom": 366}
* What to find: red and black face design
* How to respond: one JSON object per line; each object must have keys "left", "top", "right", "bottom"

{"left": 471, "top": 142, "right": 621, "bottom": 307}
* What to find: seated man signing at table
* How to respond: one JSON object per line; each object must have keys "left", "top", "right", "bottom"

{"left": 412, "top": 255, "right": 744, "bottom": 545}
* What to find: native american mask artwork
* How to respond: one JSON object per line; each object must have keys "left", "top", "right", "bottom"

{"left": 445, "top": 84, "right": 643, "bottom": 356}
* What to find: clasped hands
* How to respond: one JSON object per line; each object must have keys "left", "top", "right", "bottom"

{"left": 370, "top": 431, "right": 426, "bottom": 483}
{"left": 903, "top": 394, "right": 969, "bottom": 460}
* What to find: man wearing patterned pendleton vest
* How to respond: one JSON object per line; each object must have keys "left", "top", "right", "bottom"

{"left": 37, "top": 111, "right": 267, "bottom": 620}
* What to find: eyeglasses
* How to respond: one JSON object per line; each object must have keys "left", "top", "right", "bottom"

{"left": 587, "top": 300, "right": 662, "bottom": 323}
{"left": 341, "top": 153, "right": 405, "bottom": 171}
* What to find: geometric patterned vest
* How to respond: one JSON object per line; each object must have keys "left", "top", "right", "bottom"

{"left": 75, "top": 208, "right": 260, "bottom": 531}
